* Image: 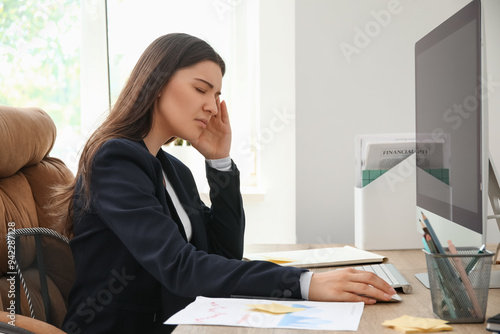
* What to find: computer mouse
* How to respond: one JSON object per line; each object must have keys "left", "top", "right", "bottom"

{"left": 388, "top": 294, "right": 402, "bottom": 302}
{"left": 360, "top": 293, "right": 402, "bottom": 302}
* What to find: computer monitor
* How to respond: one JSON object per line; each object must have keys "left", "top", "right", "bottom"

{"left": 415, "top": 0, "right": 488, "bottom": 248}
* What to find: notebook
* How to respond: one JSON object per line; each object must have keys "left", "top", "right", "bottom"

{"left": 243, "top": 246, "right": 387, "bottom": 268}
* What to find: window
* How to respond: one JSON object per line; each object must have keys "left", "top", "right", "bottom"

{"left": 106, "top": 0, "right": 260, "bottom": 190}
{"left": 1, "top": 0, "right": 260, "bottom": 191}
{"left": 0, "top": 0, "right": 81, "bottom": 170}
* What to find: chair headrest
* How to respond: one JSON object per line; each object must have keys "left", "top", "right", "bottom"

{"left": 0, "top": 106, "right": 56, "bottom": 178}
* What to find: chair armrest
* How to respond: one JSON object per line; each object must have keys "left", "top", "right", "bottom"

{"left": 0, "top": 311, "right": 66, "bottom": 334}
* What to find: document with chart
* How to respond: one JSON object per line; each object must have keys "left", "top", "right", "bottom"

{"left": 165, "top": 296, "right": 364, "bottom": 331}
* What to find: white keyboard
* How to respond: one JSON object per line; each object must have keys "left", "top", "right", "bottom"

{"left": 353, "top": 263, "right": 412, "bottom": 294}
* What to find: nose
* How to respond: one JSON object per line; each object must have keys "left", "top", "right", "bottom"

{"left": 204, "top": 97, "right": 219, "bottom": 116}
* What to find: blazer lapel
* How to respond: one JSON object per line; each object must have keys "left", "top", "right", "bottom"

{"left": 155, "top": 148, "right": 207, "bottom": 250}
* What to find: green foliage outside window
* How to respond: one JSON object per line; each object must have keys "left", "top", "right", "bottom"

{"left": 0, "top": 0, "right": 81, "bottom": 134}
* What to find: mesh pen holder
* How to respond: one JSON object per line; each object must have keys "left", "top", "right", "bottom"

{"left": 424, "top": 247, "right": 494, "bottom": 323}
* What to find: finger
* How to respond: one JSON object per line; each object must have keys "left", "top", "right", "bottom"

{"left": 332, "top": 280, "right": 389, "bottom": 303}
{"left": 214, "top": 96, "right": 221, "bottom": 118}
{"left": 350, "top": 294, "right": 378, "bottom": 305}
{"left": 356, "top": 285, "right": 394, "bottom": 302}
{"left": 337, "top": 269, "right": 395, "bottom": 301}
{"left": 331, "top": 288, "right": 378, "bottom": 304}
{"left": 338, "top": 293, "right": 379, "bottom": 304}
{"left": 370, "top": 276, "right": 396, "bottom": 296}
{"left": 219, "top": 100, "right": 230, "bottom": 124}
{"left": 350, "top": 270, "right": 396, "bottom": 295}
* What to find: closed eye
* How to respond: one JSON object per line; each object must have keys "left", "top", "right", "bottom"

{"left": 195, "top": 87, "right": 205, "bottom": 93}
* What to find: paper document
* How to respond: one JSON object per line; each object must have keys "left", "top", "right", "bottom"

{"left": 243, "top": 246, "right": 387, "bottom": 268}
{"left": 355, "top": 133, "right": 449, "bottom": 188}
{"left": 165, "top": 296, "right": 364, "bottom": 331}
{"left": 355, "top": 133, "right": 415, "bottom": 187}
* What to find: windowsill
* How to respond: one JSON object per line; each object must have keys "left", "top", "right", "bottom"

{"left": 200, "top": 186, "right": 266, "bottom": 202}
{"left": 241, "top": 186, "right": 266, "bottom": 202}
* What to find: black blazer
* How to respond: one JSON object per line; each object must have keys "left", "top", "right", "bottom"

{"left": 63, "top": 139, "right": 305, "bottom": 334}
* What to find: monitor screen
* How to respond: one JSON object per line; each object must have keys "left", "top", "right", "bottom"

{"left": 415, "top": 0, "right": 484, "bottom": 246}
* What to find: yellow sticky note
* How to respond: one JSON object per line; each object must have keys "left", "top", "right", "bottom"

{"left": 382, "top": 315, "right": 452, "bottom": 333}
{"left": 247, "top": 303, "right": 305, "bottom": 314}
{"left": 387, "top": 325, "right": 452, "bottom": 334}
{"left": 262, "top": 256, "right": 295, "bottom": 264}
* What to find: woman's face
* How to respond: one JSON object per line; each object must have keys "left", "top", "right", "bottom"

{"left": 153, "top": 60, "right": 222, "bottom": 143}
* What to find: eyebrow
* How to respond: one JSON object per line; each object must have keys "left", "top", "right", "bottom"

{"left": 194, "top": 78, "right": 221, "bottom": 95}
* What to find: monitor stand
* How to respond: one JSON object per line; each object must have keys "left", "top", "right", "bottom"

{"left": 415, "top": 159, "right": 500, "bottom": 289}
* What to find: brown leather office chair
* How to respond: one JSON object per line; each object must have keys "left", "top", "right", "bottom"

{"left": 0, "top": 105, "right": 74, "bottom": 333}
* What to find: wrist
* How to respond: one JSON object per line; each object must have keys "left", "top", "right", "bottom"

{"left": 206, "top": 156, "right": 232, "bottom": 171}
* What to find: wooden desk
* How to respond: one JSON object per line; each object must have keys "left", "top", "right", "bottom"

{"left": 173, "top": 244, "right": 500, "bottom": 334}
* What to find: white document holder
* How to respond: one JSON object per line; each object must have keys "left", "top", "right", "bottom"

{"left": 355, "top": 154, "right": 422, "bottom": 250}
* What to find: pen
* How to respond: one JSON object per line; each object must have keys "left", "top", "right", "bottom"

{"left": 465, "top": 244, "right": 486, "bottom": 274}
{"left": 230, "top": 295, "right": 305, "bottom": 302}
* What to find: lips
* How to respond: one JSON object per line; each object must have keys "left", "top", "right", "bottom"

{"left": 195, "top": 118, "right": 209, "bottom": 128}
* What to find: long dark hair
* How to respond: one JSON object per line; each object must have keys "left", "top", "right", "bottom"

{"left": 53, "top": 33, "right": 225, "bottom": 235}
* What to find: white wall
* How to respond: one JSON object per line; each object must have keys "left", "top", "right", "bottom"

{"left": 294, "top": 0, "right": 500, "bottom": 245}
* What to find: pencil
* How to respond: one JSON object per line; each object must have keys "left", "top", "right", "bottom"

{"left": 421, "top": 213, "right": 446, "bottom": 254}
{"left": 420, "top": 220, "right": 439, "bottom": 254}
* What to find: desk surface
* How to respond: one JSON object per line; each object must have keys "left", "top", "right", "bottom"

{"left": 173, "top": 244, "right": 500, "bottom": 334}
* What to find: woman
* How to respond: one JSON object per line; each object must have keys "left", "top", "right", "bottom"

{"left": 60, "top": 33, "right": 396, "bottom": 334}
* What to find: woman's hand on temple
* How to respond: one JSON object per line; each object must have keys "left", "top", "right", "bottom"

{"left": 191, "top": 98, "right": 232, "bottom": 160}
{"left": 308, "top": 268, "right": 397, "bottom": 304}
